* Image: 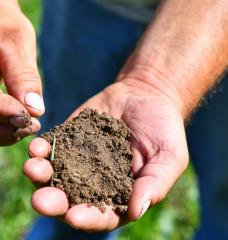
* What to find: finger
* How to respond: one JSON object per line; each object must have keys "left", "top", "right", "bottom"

{"left": 128, "top": 154, "right": 188, "bottom": 220}
{"left": 0, "top": 124, "right": 19, "bottom": 146}
{"left": 28, "top": 137, "right": 51, "bottom": 158}
{"left": 65, "top": 205, "right": 120, "bottom": 232}
{"left": 31, "top": 187, "right": 69, "bottom": 216}
{"left": 0, "top": 93, "right": 32, "bottom": 127}
{"left": 0, "top": 23, "right": 44, "bottom": 116}
{"left": 130, "top": 140, "right": 145, "bottom": 177}
{"left": 12, "top": 117, "right": 40, "bottom": 138}
{"left": 23, "top": 157, "right": 53, "bottom": 185}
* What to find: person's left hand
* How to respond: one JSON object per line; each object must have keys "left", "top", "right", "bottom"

{"left": 24, "top": 79, "right": 189, "bottom": 232}
{"left": 0, "top": 1, "right": 44, "bottom": 145}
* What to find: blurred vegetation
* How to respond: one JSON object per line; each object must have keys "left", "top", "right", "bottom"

{"left": 0, "top": 138, "right": 34, "bottom": 240}
{"left": 120, "top": 165, "right": 199, "bottom": 240}
{"left": 0, "top": 1, "right": 40, "bottom": 240}
{"left": 0, "top": 0, "right": 199, "bottom": 239}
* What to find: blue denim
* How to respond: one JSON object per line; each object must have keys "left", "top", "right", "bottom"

{"left": 27, "top": 0, "right": 228, "bottom": 239}
{"left": 186, "top": 79, "right": 228, "bottom": 240}
{"left": 38, "top": 0, "right": 146, "bottom": 130}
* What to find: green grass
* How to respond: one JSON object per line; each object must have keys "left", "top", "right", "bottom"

{"left": 0, "top": 1, "right": 199, "bottom": 239}
{"left": 0, "top": 138, "right": 35, "bottom": 240}
{"left": 0, "top": 1, "right": 40, "bottom": 240}
{"left": 19, "top": 0, "right": 41, "bottom": 32}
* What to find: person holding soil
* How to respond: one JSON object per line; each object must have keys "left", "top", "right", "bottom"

{"left": 1, "top": 0, "right": 228, "bottom": 239}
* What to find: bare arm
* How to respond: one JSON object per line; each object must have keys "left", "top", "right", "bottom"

{"left": 118, "top": 0, "right": 228, "bottom": 117}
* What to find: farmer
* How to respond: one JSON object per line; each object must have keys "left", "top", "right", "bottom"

{"left": 1, "top": 0, "right": 228, "bottom": 239}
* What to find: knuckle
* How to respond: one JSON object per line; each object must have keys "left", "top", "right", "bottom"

{"left": 165, "top": 143, "right": 189, "bottom": 173}
{"left": 0, "top": 25, "right": 24, "bottom": 47}
{"left": 0, "top": 21, "right": 35, "bottom": 54}
{"left": 0, "top": 3, "right": 35, "bottom": 54}
{"left": 12, "top": 69, "right": 41, "bottom": 88}
{"left": 1, "top": 93, "right": 15, "bottom": 107}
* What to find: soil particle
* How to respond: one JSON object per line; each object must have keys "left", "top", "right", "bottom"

{"left": 41, "top": 108, "right": 134, "bottom": 213}
{"left": 21, "top": 110, "right": 32, "bottom": 127}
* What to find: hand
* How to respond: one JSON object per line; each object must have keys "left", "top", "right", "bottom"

{"left": 24, "top": 79, "right": 189, "bottom": 232}
{"left": 0, "top": 1, "right": 44, "bottom": 145}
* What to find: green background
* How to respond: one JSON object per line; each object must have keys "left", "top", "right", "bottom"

{"left": 0, "top": 0, "right": 199, "bottom": 239}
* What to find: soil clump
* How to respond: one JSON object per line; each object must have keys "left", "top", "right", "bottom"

{"left": 41, "top": 108, "right": 134, "bottom": 213}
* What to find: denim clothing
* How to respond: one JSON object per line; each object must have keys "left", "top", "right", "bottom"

{"left": 187, "top": 79, "right": 228, "bottom": 240}
{"left": 27, "top": 0, "right": 228, "bottom": 239}
{"left": 93, "top": 0, "right": 156, "bottom": 23}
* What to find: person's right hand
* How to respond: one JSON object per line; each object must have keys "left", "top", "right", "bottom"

{"left": 0, "top": 0, "right": 44, "bottom": 145}
{"left": 24, "top": 78, "right": 189, "bottom": 232}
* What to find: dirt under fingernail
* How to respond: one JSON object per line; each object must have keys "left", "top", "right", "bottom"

{"left": 41, "top": 108, "right": 134, "bottom": 213}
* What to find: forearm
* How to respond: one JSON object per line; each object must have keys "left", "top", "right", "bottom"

{"left": 118, "top": 0, "right": 228, "bottom": 118}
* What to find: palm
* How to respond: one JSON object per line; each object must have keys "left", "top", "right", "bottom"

{"left": 25, "top": 82, "right": 189, "bottom": 231}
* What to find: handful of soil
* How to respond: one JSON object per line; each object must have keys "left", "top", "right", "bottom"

{"left": 41, "top": 108, "right": 134, "bottom": 213}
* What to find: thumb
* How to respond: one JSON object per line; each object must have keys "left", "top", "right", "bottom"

{"left": 0, "top": 21, "right": 44, "bottom": 117}
{"left": 128, "top": 151, "right": 188, "bottom": 220}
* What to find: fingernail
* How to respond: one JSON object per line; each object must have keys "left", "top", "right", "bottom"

{"left": 138, "top": 200, "right": 150, "bottom": 219}
{"left": 24, "top": 92, "right": 45, "bottom": 112}
{"left": 9, "top": 116, "right": 26, "bottom": 128}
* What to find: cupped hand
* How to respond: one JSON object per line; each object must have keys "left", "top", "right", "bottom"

{"left": 24, "top": 79, "right": 189, "bottom": 232}
{"left": 0, "top": 1, "right": 44, "bottom": 145}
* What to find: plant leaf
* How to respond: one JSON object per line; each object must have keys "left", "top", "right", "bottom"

{"left": 50, "top": 135, "right": 56, "bottom": 161}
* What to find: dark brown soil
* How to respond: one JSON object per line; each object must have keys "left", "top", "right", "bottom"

{"left": 41, "top": 108, "right": 134, "bottom": 213}
{"left": 21, "top": 110, "right": 32, "bottom": 126}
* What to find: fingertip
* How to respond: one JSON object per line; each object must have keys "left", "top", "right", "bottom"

{"left": 9, "top": 115, "right": 28, "bottom": 128}
{"left": 127, "top": 201, "right": 141, "bottom": 221}
{"left": 64, "top": 205, "right": 89, "bottom": 229}
{"left": 23, "top": 157, "right": 53, "bottom": 184}
{"left": 31, "top": 117, "right": 41, "bottom": 128}
{"left": 31, "top": 187, "right": 69, "bottom": 216}
{"left": 127, "top": 177, "right": 153, "bottom": 220}
{"left": 29, "top": 137, "right": 50, "bottom": 158}
{"left": 12, "top": 117, "right": 41, "bottom": 138}
{"left": 65, "top": 205, "right": 120, "bottom": 232}
{"left": 24, "top": 92, "right": 45, "bottom": 117}
{"left": 26, "top": 106, "right": 45, "bottom": 118}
